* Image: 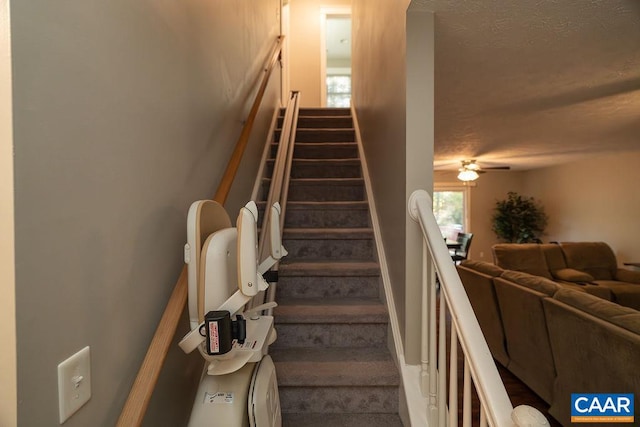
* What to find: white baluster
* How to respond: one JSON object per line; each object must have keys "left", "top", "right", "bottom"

{"left": 449, "top": 327, "right": 459, "bottom": 427}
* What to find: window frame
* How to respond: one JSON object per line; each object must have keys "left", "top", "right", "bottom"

{"left": 325, "top": 74, "right": 351, "bottom": 108}
{"left": 433, "top": 183, "right": 471, "bottom": 235}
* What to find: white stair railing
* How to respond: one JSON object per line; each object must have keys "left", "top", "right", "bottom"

{"left": 408, "top": 190, "right": 549, "bottom": 427}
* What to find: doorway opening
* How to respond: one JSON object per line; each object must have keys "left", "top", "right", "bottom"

{"left": 320, "top": 8, "right": 351, "bottom": 107}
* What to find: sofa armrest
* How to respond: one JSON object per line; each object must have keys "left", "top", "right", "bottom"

{"left": 615, "top": 268, "right": 640, "bottom": 284}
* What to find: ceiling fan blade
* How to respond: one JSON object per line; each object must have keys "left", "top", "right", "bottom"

{"left": 482, "top": 166, "right": 511, "bottom": 170}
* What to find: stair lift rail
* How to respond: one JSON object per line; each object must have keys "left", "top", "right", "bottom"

{"left": 408, "top": 190, "right": 549, "bottom": 427}
{"left": 255, "top": 91, "right": 300, "bottom": 314}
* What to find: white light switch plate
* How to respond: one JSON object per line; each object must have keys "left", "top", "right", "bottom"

{"left": 58, "top": 346, "right": 91, "bottom": 424}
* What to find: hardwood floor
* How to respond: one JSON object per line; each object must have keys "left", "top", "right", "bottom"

{"left": 447, "top": 341, "right": 561, "bottom": 426}
{"left": 496, "top": 362, "right": 561, "bottom": 426}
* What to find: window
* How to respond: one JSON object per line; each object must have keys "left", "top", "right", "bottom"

{"left": 433, "top": 185, "right": 470, "bottom": 240}
{"left": 326, "top": 75, "right": 351, "bottom": 107}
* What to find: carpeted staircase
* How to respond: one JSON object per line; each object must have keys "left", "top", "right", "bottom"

{"left": 266, "top": 108, "right": 403, "bottom": 426}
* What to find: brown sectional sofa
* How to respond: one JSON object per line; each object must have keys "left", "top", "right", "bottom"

{"left": 493, "top": 270, "right": 558, "bottom": 404}
{"left": 493, "top": 242, "right": 640, "bottom": 310}
{"left": 543, "top": 288, "right": 640, "bottom": 425}
{"left": 457, "top": 249, "right": 640, "bottom": 426}
{"left": 456, "top": 260, "right": 509, "bottom": 366}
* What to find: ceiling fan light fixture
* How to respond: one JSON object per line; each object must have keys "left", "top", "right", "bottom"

{"left": 463, "top": 160, "right": 480, "bottom": 171}
{"left": 457, "top": 168, "right": 479, "bottom": 182}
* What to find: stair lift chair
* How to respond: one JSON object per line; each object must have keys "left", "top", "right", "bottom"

{"left": 179, "top": 200, "right": 286, "bottom": 427}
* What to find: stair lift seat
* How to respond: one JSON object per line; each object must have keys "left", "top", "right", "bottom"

{"left": 185, "top": 200, "right": 232, "bottom": 330}
{"left": 180, "top": 200, "right": 284, "bottom": 427}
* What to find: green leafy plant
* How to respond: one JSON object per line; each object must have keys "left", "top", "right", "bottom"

{"left": 492, "top": 192, "right": 548, "bottom": 243}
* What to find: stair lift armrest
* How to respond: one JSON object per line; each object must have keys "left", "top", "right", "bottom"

{"left": 257, "top": 203, "right": 288, "bottom": 275}
{"left": 237, "top": 202, "right": 260, "bottom": 296}
{"left": 268, "top": 203, "right": 287, "bottom": 262}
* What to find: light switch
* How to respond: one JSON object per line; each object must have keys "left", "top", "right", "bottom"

{"left": 58, "top": 346, "right": 91, "bottom": 424}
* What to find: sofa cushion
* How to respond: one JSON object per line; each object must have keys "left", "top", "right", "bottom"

{"left": 493, "top": 276, "right": 556, "bottom": 402}
{"left": 541, "top": 244, "right": 567, "bottom": 271}
{"left": 616, "top": 268, "right": 640, "bottom": 284}
{"left": 590, "top": 280, "right": 640, "bottom": 311}
{"left": 500, "top": 270, "right": 558, "bottom": 296}
{"left": 457, "top": 264, "right": 510, "bottom": 366}
{"left": 492, "top": 244, "right": 553, "bottom": 279}
{"left": 542, "top": 293, "right": 640, "bottom": 426}
{"left": 551, "top": 268, "right": 594, "bottom": 283}
{"left": 460, "top": 260, "right": 504, "bottom": 277}
{"left": 553, "top": 288, "right": 640, "bottom": 334}
{"left": 560, "top": 242, "right": 617, "bottom": 280}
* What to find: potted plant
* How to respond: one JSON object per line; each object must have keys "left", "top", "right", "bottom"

{"left": 492, "top": 191, "right": 548, "bottom": 243}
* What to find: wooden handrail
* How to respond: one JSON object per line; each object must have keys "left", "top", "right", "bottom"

{"left": 116, "top": 35, "right": 284, "bottom": 427}
{"left": 116, "top": 268, "right": 188, "bottom": 427}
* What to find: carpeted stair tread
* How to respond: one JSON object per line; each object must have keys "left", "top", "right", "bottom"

{"left": 262, "top": 201, "right": 371, "bottom": 228}
{"left": 282, "top": 228, "right": 375, "bottom": 261}
{"left": 283, "top": 201, "right": 369, "bottom": 209}
{"left": 287, "top": 159, "right": 362, "bottom": 179}
{"left": 284, "top": 227, "right": 373, "bottom": 239}
{"left": 294, "top": 130, "right": 355, "bottom": 143}
{"left": 289, "top": 177, "right": 363, "bottom": 184}
{"left": 265, "top": 177, "right": 364, "bottom": 186}
{"left": 270, "top": 346, "right": 393, "bottom": 363}
{"left": 298, "top": 107, "right": 351, "bottom": 116}
{"left": 282, "top": 413, "right": 403, "bottom": 427}
{"left": 278, "top": 128, "right": 355, "bottom": 143}
{"left": 266, "top": 178, "right": 365, "bottom": 202}
{"left": 274, "top": 298, "right": 388, "bottom": 323}
{"left": 278, "top": 116, "right": 353, "bottom": 128}
{"left": 258, "top": 201, "right": 369, "bottom": 212}
{"left": 292, "top": 141, "right": 358, "bottom": 147}
{"left": 294, "top": 116, "right": 353, "bottom": 128}
{"left": 279, "top": 387, "right": 399, "bottom": 415}
{"left": 267, "top": 158, "right": 360, "bottom": 171}
{"left": 270, "top": 142, "right": 359, "bottom": 158}
{"left": 277, "top": 275, "right": 381, "bottom": 299}
{"left": 291, "top": 158, "right": 360, "bottom": 163}
{"left": 271, "top": 347, "right": 399, "bottom": 386}
{"left": 278, "top": 261, "right": 380, "bottom": 276}
{"left": 287, "top": 142, "right": 359, "bottom": 160}
{"left": 296, "top": 128, "right": 355, "bottom": 131}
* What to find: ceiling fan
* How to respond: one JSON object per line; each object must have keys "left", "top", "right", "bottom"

{"left": 457, "top": 159, "right": 510, "bottom": 182}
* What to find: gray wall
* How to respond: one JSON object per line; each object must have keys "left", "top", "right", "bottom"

{"left": 351, "top": 0, "right": 413, "bottom": 356}
{"left": 404, "top": 6, "right": 434, "bottom": 364}
{"left": 11, "top": 0, "right": 280, "bottom": 425}
{"left": 524, "top": 152, "right": 640, "bottom": 263}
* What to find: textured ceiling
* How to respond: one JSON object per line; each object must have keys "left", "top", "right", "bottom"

{"left": 421, "top": 0, "right": 640, "bottom": 170}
